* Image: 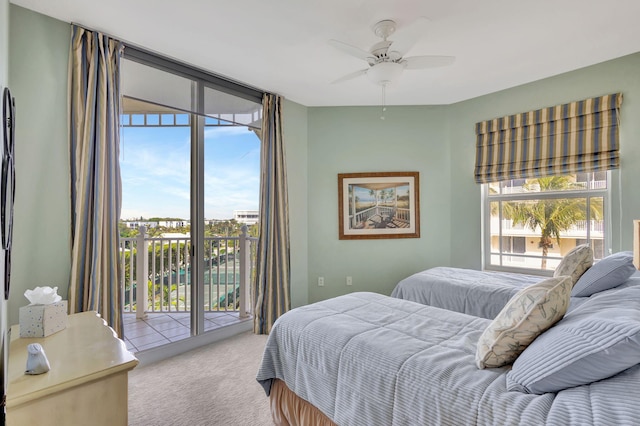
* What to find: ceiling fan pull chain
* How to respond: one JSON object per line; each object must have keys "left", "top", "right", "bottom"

{"left": 380, "top": 83, "right": 387, "bottom": 120}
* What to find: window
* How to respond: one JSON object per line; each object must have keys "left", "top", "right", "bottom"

{"left": 484, "top": 172, "right": 608, "bottom": 274}
{"left": 475, "top": 94, "right": 621, "bottom": 275}
{"left": 501, "top": 236, "right": 526, "bottom": 253}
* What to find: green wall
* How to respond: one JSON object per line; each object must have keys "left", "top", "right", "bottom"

{"left": 306, "top": 106, "right": 451, "bottom": 302}
{"left": 283, "top": 99, "right": 309, "bottom": 308}
{"left": 8, "top": 6, "right": 70, "bottom": 325}
{"left": 6, "top": 5, "right": 640, "bottom": 322}
{"left": 0, "top": 0, "right": 6, "bottom": 85}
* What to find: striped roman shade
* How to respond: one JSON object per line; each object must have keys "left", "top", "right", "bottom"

{"left": 474, "top": 93, "right": 623, "bottom": 184}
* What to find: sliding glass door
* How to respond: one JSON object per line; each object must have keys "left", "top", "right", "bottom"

{"left": 202, "top": 85, "right": 261, "bottom": 331}
{"left": 118, "top": 52, "right": 262, "bottom": 350}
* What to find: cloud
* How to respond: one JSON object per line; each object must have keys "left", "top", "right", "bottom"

{"left": 204, "top": 125, "right": 255, "bottom": 139}
{"left": 121, "top": 125, "right": 260, "bottom": 220}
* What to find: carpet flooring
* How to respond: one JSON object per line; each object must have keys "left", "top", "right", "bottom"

{"left": 128, "top": 331, "right": 271, "bottom": 426}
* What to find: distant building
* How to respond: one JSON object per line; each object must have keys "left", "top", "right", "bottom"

{"left": 233, "top": 210, "right": 259, "bottom": 225}
{"left": 157, "top": 220, "right": 187, "bottom": 228}
{"left": 122, "top": 219, "right": 188, "bottom": 229}
{"left": 123, "top": 220, "right": 158, "bottom": 229}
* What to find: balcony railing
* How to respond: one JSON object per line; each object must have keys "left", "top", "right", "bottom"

{"left": 491, "top": 218, "right": 604, "bottom": 237}
{"left": 119, "top": 225, "right": 258, "bottom": 319}
{"left": 350, "top": 205, "right": 410, "bottom": 227}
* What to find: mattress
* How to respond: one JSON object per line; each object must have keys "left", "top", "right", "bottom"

{"left": 256, "top": 292, "right": 640, "bottom": 426}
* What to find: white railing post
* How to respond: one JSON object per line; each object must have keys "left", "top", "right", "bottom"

{"left": 239, "top": 225, "right": 251, "bottom": 319}
{"left": 136, "top": 226, "right": 149, "bottom": 319}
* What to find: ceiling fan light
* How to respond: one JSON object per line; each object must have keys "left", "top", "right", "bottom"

{"left": 366, "top": 62, "right": 404, "bottom": 86}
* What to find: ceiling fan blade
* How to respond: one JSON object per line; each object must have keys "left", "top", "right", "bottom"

{"left": 328, "top": 39, "right": 375, "bottom": 62}
{"left": 387, "top": 16, "right": 429, "bottom": 57}
{"left": 331, "top": 69, "right": 368, "bottom": 84}
{"left": 402, "top": 55, "right": 455, "bottom": 70}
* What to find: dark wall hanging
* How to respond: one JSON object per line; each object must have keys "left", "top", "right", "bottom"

{"left": 2, "top": 87, "right": 15, "bottom": 300}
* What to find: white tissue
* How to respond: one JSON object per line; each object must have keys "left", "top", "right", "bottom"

{"left": 24, "top": 286, "right": 62, "bottom": 305}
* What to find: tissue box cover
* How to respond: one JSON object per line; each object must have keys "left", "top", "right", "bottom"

{"left": 19, "top": 300, "right": 68, "bottom": 338}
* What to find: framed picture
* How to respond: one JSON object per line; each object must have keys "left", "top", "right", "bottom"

{"left": 338, "top": 171, "right": 420, "bottom": 240}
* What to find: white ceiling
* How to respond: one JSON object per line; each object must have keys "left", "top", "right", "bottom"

{"left": 10, "top": 0, "right": 640, "bottom": 107}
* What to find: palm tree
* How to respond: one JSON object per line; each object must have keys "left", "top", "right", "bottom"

{"left": 369, "top": 189, "right": 376, "bottom": 204}
{"left": 503, "top": 176, "right": 602, "bottom": 269}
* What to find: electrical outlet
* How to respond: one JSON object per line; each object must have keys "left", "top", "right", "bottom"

{"left": 346, "top": 276, "right": 352, "bottom": 286}
{"left": 318, "top": 277, "right": 325, "bottom": 287}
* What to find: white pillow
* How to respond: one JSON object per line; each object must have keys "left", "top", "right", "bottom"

{"left": 554, "top": 244, "right": 593, "bottom": 286}
{"left": 475, "top": 275, "right": 572, "bottom": 369}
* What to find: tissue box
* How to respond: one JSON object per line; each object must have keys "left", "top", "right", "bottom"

{"left": 19, "top": 300, "right": 68, "bottom": 338}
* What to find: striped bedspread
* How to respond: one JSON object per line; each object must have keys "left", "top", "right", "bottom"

{"left": 256, "top": 292, "right": 640, "bottom": 426}
{"left": 391, "top": 267, "right": 545, "bottom": 319}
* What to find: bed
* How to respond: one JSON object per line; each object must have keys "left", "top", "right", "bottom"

{"left": 257, "top": 290, "right": 640, "bottom": 426}
{"left": 257, "top": 248, "right": 640, "bottom": 425}
{"left": 391, "top": 266, "right": 543, "bottom": 319}
{"left": 392, "top": 250, "right": 640, "bottom": 319}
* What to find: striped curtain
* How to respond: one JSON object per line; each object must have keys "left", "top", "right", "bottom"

{"left": 68, "top": 26, "right": 124, "bottom": 337}
{"left": 474, "top": 93, "right": 623, "bottom": 184}
{"left": 253, "top": 94, "right": 290, "bottom": 335}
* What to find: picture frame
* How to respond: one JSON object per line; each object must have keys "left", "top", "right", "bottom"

{"left": 338, "top": 171, "right": 420, "bottom": 240}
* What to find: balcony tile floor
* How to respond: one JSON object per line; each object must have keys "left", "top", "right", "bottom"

{"left": 123, "top": 311, "right": 250, "bottom": 353}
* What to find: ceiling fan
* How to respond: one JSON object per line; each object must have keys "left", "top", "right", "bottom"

{"left": 329, "top": 18, "right": 455, "bottom": 87}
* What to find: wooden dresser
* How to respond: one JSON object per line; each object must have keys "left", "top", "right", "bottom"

{"left": 6, "top": 311, "right": 138, "bottom": 426}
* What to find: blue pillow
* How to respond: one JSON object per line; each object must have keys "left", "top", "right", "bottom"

{"left": 571, "top": 251, "right": 636, "bottom": 297}
{"left": 506, "top": 286, "right": 640, "bottom": 394}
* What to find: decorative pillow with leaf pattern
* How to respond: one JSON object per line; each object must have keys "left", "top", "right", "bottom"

{"left": 553, "top": 244, "right": 593, "bottom": 286}
{"left": 475, "top": 275, "right": 573, "bottom": 369}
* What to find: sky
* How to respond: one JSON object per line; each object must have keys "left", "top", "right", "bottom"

{"left": 120, "top": 121, "right": 260, "bottom": 221}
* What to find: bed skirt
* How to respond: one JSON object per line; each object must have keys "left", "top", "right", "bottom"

{"left": 270, "top": 379, "right": 337, "bottom": 426}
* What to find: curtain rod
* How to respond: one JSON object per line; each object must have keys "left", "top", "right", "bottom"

{"left": 70, "top": 21, "right": 274, "bottom": 102}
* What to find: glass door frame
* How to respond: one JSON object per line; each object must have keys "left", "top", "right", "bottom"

{"left": 190, "top": 83, "right": 205, "bottom": 335}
